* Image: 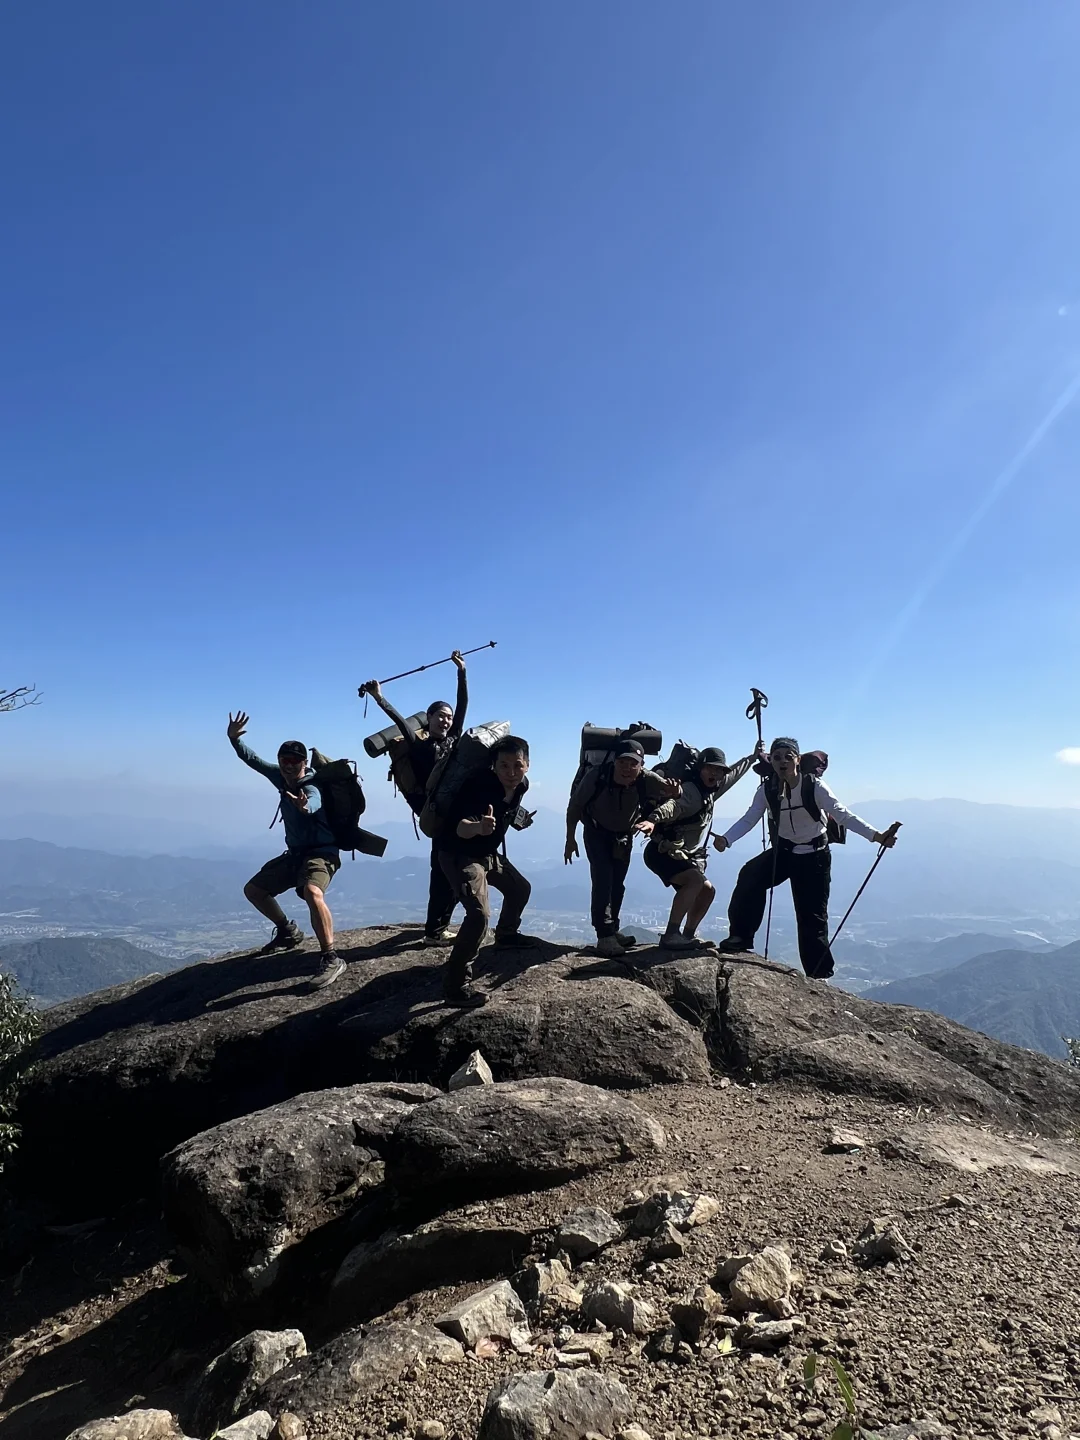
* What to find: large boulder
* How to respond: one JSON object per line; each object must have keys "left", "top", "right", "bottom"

{"left": 329, "top": 1220, "right": 532, "bottom": 1325}
{"left": 16, "top": 929, "right": 703, "bottom": 1211}
{"left": 64, "top": 1415, "right": 191, "bottom": 1440}
{"left": 161, "top": 1082, "right": 436, "bottom": 1304}
{"left": 386, "top": 1078, "right": 666, "bottom": 1194}
{"left": 718, "top": 955, "right": 1080, "bottom": 1135}
{"left": 182, "top": 1328, "right": 307, "bottom": 1435}
{"left": 477, "top": 1370, "right": 633, "bottom": 1440}
{"left": 252, "top": 1321, "right": 463, "bottom": 1415}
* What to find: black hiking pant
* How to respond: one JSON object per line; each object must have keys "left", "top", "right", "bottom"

{"left": 437, "top": 851, "right": 532, "bottom": 992}
{"left": 425, "top": 841, "right": 457, "bottom": 936}
{"left": 583, "top": 821, "right": 632, "bottom": 938}
{"left": 727, "top": 844, "right": 834, "bottom": 978}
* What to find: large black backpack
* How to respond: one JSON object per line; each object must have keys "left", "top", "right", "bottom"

{"left": 763, "top": 771, "right": 845, "bottom": 846}
{"left": 307, "top": 749, "right": 388, "bottom": 857}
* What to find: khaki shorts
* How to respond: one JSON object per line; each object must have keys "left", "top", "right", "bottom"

{"left": 249, "top": 850, "right": 340, "bottom": 899}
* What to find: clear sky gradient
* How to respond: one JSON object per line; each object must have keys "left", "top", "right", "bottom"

{"left": 4, "top": 0, "right": 1080, "bottom": 822}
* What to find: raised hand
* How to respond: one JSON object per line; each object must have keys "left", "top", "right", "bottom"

{"left": 359, "top": 679, "right": 383, "bottom": 700}
{"left": 451, "top": 650, "right": 466, "bottom": 671}
{"left": 284, "top": 789, "right": 309, "bottom": 811}
{"left": 564, "top": 838, "right": 579, "bottom": 865}
{"left": 478, "top": 804, "right": 496, "bottom": 837}
{"left": 227, "top": 711, "right": 249, "bottom": 742}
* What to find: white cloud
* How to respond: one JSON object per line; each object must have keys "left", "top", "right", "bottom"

{"left": 1055, "top": 747, "right": 1080, "bottom": 766}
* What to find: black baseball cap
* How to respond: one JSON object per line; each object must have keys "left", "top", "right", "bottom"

{"left": 615, "top": 739, "right": 646, "bottom": 761}
{"left": 698, "top": 746, "right": 728, "bottom": 768}
{"left": 277, "top": 740, "right": 308, "bottom": 761}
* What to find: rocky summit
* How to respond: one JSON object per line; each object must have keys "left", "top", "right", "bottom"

{"left": 2, "top": 923, "right": 1080, "bottom": 1440}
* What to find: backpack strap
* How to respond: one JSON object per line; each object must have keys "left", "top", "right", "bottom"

{"left": 801, "top": 772, "right": 821, "bottom": 823}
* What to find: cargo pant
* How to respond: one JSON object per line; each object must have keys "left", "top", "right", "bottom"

{"left": 727, "top": 844, "right": 833, "bottom": 978}
{"left": 425, "top": 840, "right": 457, "bottom": 936}
{"left": 583, "top": 821, "right": 633, "bottom": 939}
{"left": 437, "top": 850, "right": 532, "bottom": 991}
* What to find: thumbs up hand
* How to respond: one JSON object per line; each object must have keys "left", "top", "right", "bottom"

{"left": 478, "top": 805, "right": 497, "bottom": 837}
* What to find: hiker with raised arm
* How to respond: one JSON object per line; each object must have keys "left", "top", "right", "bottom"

{"left": 435, "top": 734, "right": 535, "bottom": 1009}
{"left": 226, "top": 712, "right": 345, "bottom": 989}
{"left": 360, "top": 651, "right": 468, "bottom": 945}
{"left": 714, "top": 736, "right": 899, "bottom": 979}
{"left": 565, "top": 738, "right": 679, "bottom": 958}
{"left": 640, "top": 743, "right": 760, "bottom": 951}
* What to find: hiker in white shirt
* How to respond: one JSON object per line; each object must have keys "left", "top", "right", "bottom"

{"left": 713, "top": 737, "right": 899, "bottom": 979}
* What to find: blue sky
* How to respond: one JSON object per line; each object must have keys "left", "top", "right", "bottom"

{"left": 4, "top": 0, "right": 1080, "bottom": 828}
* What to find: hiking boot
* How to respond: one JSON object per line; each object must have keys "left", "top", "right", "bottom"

{"left": 422, "top": 928, "right": 457, "bottom": 946}
{"left": 614, "top": 932, "right": 638, "bottom": 949}
{"left": 492, "top": 932, "right": 540, "bottom": 949}
{"left": 442, "top": 984, "right": 488, "bottom": 1009}
{"left": 659, "top": 932, "right": 698, "bottom": 951}
{"left": 715, "top": 935, "right": 751, "bottom": 955}
{"left": 595, "top": 935, "right": 627, "bottom": 958}
{"left": 310, "top": 952, "right": 346, "bottom": 989}
{"left": 260, "top": 920, "right": 304, "bottom": 954}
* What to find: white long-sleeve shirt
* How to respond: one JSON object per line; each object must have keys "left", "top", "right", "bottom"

{"left": 722, "top": 778, "right": 878, "bottom": 855}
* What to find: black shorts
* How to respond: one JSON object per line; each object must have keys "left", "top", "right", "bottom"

{"left": 248, "top": 850, "right": 340, "bottom": 898}
{"left": 643, "top": 841, "right": 704, "bottom": 888}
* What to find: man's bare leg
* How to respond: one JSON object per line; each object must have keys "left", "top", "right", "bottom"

{"left": 244, "top": 881, "right": 288, "bottom": 927}
{"left": 663, "top": 870, "right": 705, "bottom": 936}
{"left": 302, "top": 884, "right": 334, "bottom": 951}
{"left": 684, "top": 879, "right": 716, "bottom": 937}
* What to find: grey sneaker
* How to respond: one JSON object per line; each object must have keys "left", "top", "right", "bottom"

{"left": 422, "top": 928, "right": 457, "bottom": 946}
{"left": 595, "top": 935, "right": 627, "bottom": 958}
{"left": 311, "top": 952, "right": 346, "bottom": 989}
{"left": 659, "top": 932, "right": 698, "bottom": 951}
{"left": 260, "top": 920, "right": 304, "bottom": 954}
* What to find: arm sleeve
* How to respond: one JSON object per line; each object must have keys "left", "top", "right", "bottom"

{"left": 648, "top": 784, "right": 704, "bottom": 828}
{"left": 301, "top": 780, "right": 324, "bottom": 819}
{"left": 566, "top": 767, "right": 596, "bottom": 828}
{"left": 717, "top": 753, "right": 755, "bottom": 796}
{"left": 721, "top": 784, "right": 768, "bottom": 845}
{"left": 376, "top": 694, "right": 418, "bottom": 745}
{"left": 814, "top": 780, "right": 878, "bottom": 843}
{"left": 231, "top": 737, "right": 280, "bottom": 783}
{"left": 451, "top": 666, "right": 469, "bottom": 737}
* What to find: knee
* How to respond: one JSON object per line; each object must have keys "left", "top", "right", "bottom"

{"left": 302, "top": 883, "right": 324, "bottom": 903}
{"left": 701, "top": 880, "right": 715, "bottom": 900}
{"left": 244, "top": 881, "right": 265, "bottom": 903}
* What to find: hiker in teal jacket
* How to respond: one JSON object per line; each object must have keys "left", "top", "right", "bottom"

{"left": 227, "top": 711, "right": 345, "bottom": 989}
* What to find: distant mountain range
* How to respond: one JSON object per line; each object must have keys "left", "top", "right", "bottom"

{"left": 0, "top": 936, "right": 186, "bottom": 1007}
{"left": 868, "top": 938, "right": 1080, "bottom": 1059}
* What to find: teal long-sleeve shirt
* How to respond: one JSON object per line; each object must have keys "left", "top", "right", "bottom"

{"left": 230, "top": 738, "right": 338, "bottom": 853}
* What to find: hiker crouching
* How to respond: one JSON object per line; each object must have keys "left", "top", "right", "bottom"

{"left": 640, "top": 745, "right": 757, "bottom": 951}
{"left": 227, "top": 712, "right": 345, "bottom": 989}
{"left": 436, "top": 735, "right": 535, "bottom": 1008}
{"left": 361, "top": 652, "right": 467, "bottom": 945}
{"left": 714, "top": 736, "right": 898, "bottom": 979}
{"left": 565, "top": 738, "right": 679, "bottom": 958}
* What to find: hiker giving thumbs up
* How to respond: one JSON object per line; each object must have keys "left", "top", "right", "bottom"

{"left": 478, "top": 804, "right": 496, "bottom": 837}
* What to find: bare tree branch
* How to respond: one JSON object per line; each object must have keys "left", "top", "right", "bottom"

{"left": 0, "top": 685, "right": 41, "bottom": 714}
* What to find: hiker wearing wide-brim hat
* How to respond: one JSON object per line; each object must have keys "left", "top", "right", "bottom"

{"left": 714, "top": 737, "right": 900, "bottom": 979}
{"left": 565, "top": 737, "right": 680, "bottom": 959}
{"left": 640, "top": 744, "right": 758, "bottom": 951}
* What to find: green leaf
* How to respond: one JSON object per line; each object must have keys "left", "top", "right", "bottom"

{"left": 829, "top": 1424, "right": 854, "bottom": 1440}
{"left": 803, "top": 1353, "right": 819, "bottom": 1387}
{"left": 829, "top": 1357, "right": 857, "bottom": 1416}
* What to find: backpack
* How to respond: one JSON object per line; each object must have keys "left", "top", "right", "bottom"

{"left": 386, "top": 730, "right": 428, "bottom": 808}
{"left": 569, "top": 722, "right": 662, "bottom": 796}
{"left": 307, "top": 749, "right": 388, "bottom": 857}
{"left": 763, "top": 771, "right": 845, "bottom": 847}
{"left": 418, "top": 722, "right": 511, "bottom": 840}
{"left": 654, "top": 740, "right": 700, "bottom": 784}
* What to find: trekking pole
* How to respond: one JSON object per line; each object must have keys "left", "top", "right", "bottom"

{"left": 746, "top": 687, "right": 769, "bottom": 854}
{"left": 361, "top": 640, "right": 497, "bottom": 691}
{"left": 829, "top": 822, "right": 902, "bottom": 946}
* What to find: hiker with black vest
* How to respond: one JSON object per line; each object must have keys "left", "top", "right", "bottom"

{"left": 565, "top": 738, "right": 679, "bottom": 958}
{"left": 714, "top": 736, "right": 899, "bottom": 979}
{"left": 360, "top": 652, "right": 468, "bottom": 946}
{"left": 226, "top": 712, "right": 345, "bottom": 989}
{"left": 640, "top": 745, "right": 758, "bottom": 950}
{"left": 436, "top": 734, "right": 535, "bottom": 1008}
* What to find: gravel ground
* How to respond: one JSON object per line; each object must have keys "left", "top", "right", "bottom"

{"left": 2, "top": 1079, "right": 1079, "bottom": 1440}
